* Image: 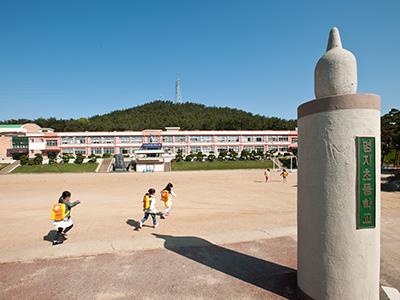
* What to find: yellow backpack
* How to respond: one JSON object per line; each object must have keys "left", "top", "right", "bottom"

{"left": 161, "top": 190, "right": 169, "bottom": 202}
{"left": 143, "top": 194, "right": 150, "bottom": 209}
{"left": 51, "top": 203, "right": 66, "bottom": 221}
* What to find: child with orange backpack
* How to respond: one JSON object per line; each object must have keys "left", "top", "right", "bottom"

{"left": 160, "top": 183, "right": 176, "bottom": 219}
{"left": 139, "top": 188, "right": 158, "bottom": 229}
{"left": 50, "top": 191, "right": 80, "bottom": 246}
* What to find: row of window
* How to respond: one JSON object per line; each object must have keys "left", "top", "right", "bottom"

{"left": 58, "top": 135, "right": 295, "bottom": 145}
{"left": 59, "top": 145, "right": 291, "bottom": 156}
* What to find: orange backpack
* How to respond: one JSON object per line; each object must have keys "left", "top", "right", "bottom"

{"left": 51, "top": 203, "right": 66, "bottom": 221}
{"left": 161, "top": 190, "right": 169, "bottom": 202}
{"left": 143, "top": 194, "right": 150, "bottom": 209}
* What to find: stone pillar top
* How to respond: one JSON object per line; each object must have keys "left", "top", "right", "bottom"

{"left": 314, "top": 27, "right": 357, "bottom": 99}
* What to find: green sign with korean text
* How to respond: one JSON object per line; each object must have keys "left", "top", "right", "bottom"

{"left": 356, "top": 137, "right": 376, "bottom": 229}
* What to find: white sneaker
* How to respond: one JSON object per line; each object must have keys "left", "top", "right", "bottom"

{"left": 153, "top": 224, "right": 159, "bottom": 228}
{"left": 138, "top": 221, "right": 143, "bottom": 228}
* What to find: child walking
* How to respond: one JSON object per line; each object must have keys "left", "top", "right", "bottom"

{"left": 51, "top": 191, "right": 81, "bottom": 246}
{"left": 160, "top": 182, "right": 176, "bottom": 219}
{"left": 280, "top": 169, "right": 289, "bottom": 182}
{"left": 264, "top": 168, "right": 271, "bottom": 183}
{"left": 139, "top": 188, "right": 158, "bottom": 229}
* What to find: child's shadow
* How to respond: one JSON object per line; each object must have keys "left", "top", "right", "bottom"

{"left": 43, "top": 230, "right": 58, "bottom": 243}
{"left": 126, "top": 219, "right": 141, "bottom": 231}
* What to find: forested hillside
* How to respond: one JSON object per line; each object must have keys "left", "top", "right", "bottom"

{"left": 1, "top": 101, "right": 297, "bottom": 132}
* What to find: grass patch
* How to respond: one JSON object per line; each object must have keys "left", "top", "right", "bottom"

{"left": 12, "top": 163, "right": 98, "bottom": 173}
{"left": 0, "top": 163, "right": 9, "bottom": 171}
{"left": 172, "top": 160, "right": 274, "bottom": 171}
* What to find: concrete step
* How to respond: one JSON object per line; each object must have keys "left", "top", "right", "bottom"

{"left": 97, "top": 158, "right": 113, "bottom": 173}
{"left": 0, "top": 161, "right": 20, "bottom": 174}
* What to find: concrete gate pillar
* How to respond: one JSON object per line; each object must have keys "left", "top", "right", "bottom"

{"left": 297, "top": 28, "right": 381, "bottom": 299}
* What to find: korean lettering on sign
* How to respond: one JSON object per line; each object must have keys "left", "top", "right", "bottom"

{"left": 356, "top": 137, "right": 376, "bottom": 229}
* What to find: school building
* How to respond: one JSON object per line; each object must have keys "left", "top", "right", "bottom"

{"left": 0, "top": 124, "right": 298, "bottom": 160}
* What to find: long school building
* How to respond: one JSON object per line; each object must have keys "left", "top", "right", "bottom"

{"left": 0, "top": 124, "right": 298, "bottom": 160}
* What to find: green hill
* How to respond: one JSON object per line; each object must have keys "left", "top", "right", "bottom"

{"left": 1, "top": 101, "right": 297, "bottom": 132}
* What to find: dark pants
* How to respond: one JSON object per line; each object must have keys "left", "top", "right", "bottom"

{"left": 54, "top": 224, "right": 73, "bottom": 242}
{"left": 141, "top": 213, "right": 157, "bottom": 226}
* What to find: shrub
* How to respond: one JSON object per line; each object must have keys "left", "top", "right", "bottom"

{"left": 20, "top": 155, "right": 29, "bottom": 165}
{"left": 33, "top": 153, "right": 43, "bottom": 165}
{"left": 27, "top": 159, "right": 35, "bottom": 165}
{"left": 48, "top": 157, "right": 55, "bottom": 165}
{"left": 196, "top": 151, "right": 205, "bottom": 162}
{"left": 218, "top": 150, "right": 228, "bottom": 159}
{"left": 102, "top": 153, "right": 112, "bottom": 158}
{"left": 175, "top": 149, "right": 183, "bottom": 162}
{"left": 62, "top": 155, "right": 70, "bottom": 163}
{"left": 185, "top": 154, "right": 193, "bottom": 162}
{"left": 208, "top": 153, "right": 216, "bottom": 161}
{"left": 74, "top": 154, "right": 84, "bottom": 164}
{"left": 88, "top": 154, "right": 97, "bottom": 163}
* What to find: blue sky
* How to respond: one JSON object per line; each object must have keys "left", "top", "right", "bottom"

{"left": 0, "top": 0, "right": 398, "bottom": 120}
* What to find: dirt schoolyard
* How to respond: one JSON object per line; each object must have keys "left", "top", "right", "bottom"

{"left": 0, "top": 170, "right": 398, "bottom": 299}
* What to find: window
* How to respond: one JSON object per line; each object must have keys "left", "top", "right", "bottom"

{"left": 91, "top": 137, "right": 102, "bottom": 144}
{"left": 174, "top": 147, "right": 185, "bottom": 153}
{"left": 201, "top": 136, "right": 212, "bottom": 142}
{"left": 61, "top": 137, "right": 74, "bottom": 144}
{"left": 217, "top": 136, "right": 227, "bottom": 142}
{"left": 62, "top": 148, "right": 74, "bottom": 154}
{"left": 279, "top": 146, "right": 289, "bottom": 152}
{"left": 103, "top": 137, "right": 115, "bottom": 144}
{"left": 120, "top": 137, "right": 131, "bottom": 143}
{"left": 174, "top": 136, "right": 186, "bottom": 143}
{"left": 75, "top": 137, "right": 86, "bottom": 144}
{"left": 268, "top": 145, "right": 278, "bottom": 151}
{"left": 103, "top": 148, "right": 114, "bottom": 154}
{"left": 255, "top": 136, "right": 263, "bottom": 142}
{"left": 255, "top": 146, "right": 264, "bottom": 153}
{"left": 228, "top": 146, "right": 239, "bottom": 153}
{"left": 132, "top": 136, "right": 142, "bottom": 143}
{"left": 120, "top": 148, "right": 129, "bottom": 154}
{"left": 74, "top": 148, "right": 86, "bottom": 155}
{"left": 190, "top": 136, "right": 201, "bottom": 142}
{"left": 244, "top": 136, "right": 253, "bottom": 143}
{"left": 46, "top": 140, "right": 58, "bottom": 147}
{"left": 163, "top": 136, "right": 173, "bottom": 143}
{"left": 278, "top": 136, "right": 289, "bottom": 142}
{"left": 202, "top": 146, "right": 212, "bottom": 153}
{"left": 91, "top": 148, "right": 102, "bottom": 155}
{"left": 268, "top": 136, "right": 278, "bottom": 142}
{"left": 292, "top": 138, "right": 298, "bottom": 143}
{"left": 228, "top": 136, "right": 239, "bottom": 142}
{"left": 190, "top": 147, "right": 201, "bottom": 153}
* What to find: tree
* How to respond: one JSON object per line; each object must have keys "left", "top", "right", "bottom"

{"left": 218, "top": 149, "right": 228, "bottom": 160}
{"left": 20, "top": 155, "right": 29, "bottom": 165}
{"left": 175, "top": 149, "right": 183, "bottom": 162}
{"left": 208, "top": 151, "right": 216, "bottom": 161}
{"left": 196, "top": 151, "right": 205, "bottom": 162}
{"left": 74, "top": 154, "right": 84, "bottom": 164}
{"left": 240, "top": 149, "right": 250, "bottom": 160}
{"left": 382, "top": 108, "right": 400, "bottom": 165}
{"left": 33, "top": 153, "right": 43, "bottom": 165}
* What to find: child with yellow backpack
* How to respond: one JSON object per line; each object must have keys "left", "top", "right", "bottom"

{"left": 139, "top": 188, "right": 158, "bottom": 229}
{"left": 160, "top": 183, "right": 176, "bottom": 219}
{"left": 280, "top": 169, "right": 289, "bottom": 182}
{"left": 50, "top": 191, "right": 81, "bottom": 246}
